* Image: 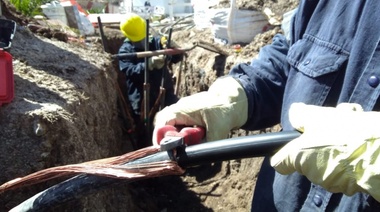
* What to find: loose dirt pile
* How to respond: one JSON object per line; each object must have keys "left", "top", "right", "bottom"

{"left": 0, "top": 0, "right": 298, "bottom": 211}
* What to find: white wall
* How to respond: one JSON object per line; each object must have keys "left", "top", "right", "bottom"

{"left": 133, "top": 0, "right": 193, "bottom": 16}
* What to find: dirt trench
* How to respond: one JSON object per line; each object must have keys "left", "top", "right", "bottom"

{"left": 0, "top": 0, "right": 298, "bottom": 211}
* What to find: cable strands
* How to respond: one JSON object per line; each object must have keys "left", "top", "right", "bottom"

{"left": 0, "top": 146, "right": 184, "bottom": 193}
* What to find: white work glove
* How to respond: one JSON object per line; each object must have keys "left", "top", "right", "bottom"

{"left": 271, "top": 103, "right": 380, "bottom": 202}
{"left": 153, "top": 76, "right": 248, "bottom": 145}
{"left": 148, "top": 55, "right": 165, "bottom": 70}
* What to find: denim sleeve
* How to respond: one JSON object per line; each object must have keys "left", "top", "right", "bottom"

{"left": 118, "top": 42, "right": 145, "bottom": 78}
{"left": 229, "top": 34, "right": 290, "bottom": 130}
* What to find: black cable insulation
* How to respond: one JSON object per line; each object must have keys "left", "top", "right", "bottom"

{"left": 11, "top": 131, "right": 300, "bottom": 211}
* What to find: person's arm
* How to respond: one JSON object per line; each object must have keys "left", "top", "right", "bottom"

{"left": 230, "top": 34, "right": 291, "bottom": 130}
{"left": 118, "top": 41, "right": 146, "bottom": 79}
{"left": 271, "top": 103, "right": 380, "bottom": 202}
{"left": 153, "top": 35, "right": 291, "bottom": 144}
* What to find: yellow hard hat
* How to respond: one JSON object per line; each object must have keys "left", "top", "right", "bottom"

{"left": 120, "top": 13, "right": 146, "bottom": 42}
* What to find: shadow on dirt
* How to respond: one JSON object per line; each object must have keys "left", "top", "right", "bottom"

{"left": 131, "top": 176, "right": 214, "bottom": 211}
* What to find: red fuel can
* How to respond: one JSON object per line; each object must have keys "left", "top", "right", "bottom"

{"left": 0, "top": 50, "right": 14, "bottom": 106}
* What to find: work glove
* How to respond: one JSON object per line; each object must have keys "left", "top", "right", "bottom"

{"left": 148, "top": 55, "right": 165, "bottom": 70}
{"left": 271, "top": 103, "right": 380, "bottom": 202}
{"left": 160, "top": 36, "right": 180, "bottom": 49}
{"left": 153, "top": 76, "right": 248, "bottom": 145}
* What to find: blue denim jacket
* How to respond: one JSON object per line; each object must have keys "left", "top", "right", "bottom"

{"left": 229, "top": 0, "right": 380, "bottom": 211}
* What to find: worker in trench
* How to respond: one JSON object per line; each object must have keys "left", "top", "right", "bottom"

{"left": 153, "top": 0, "right": 380, "bottom": 211}
{"left": 118, "top": 13, "right": 183, "bottom": 149}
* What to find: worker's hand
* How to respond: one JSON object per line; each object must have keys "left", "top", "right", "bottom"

{"left": 153, "top": 76, "right": 248, "bottom": 145}
{"left": 271, "top": 103, "right": 380, "bottom": 202}
{"left": 160, "top": 36, "right": 180, "bottom": 49}
{"left": 148, "top": 55, "right": 165, "bottom": 70}
{"left": 160, "top": 36, "right": 168, "bottom": 48}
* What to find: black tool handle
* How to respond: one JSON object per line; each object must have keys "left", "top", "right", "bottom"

{"left": 178, "top": 130, "right": 300, "bottom": 167}
{"left": 127, "top": 130, "right": 301, "bottom": 167}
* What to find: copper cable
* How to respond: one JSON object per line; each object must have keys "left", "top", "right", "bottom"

{"left": 0, "top": 146, "right": 185, "bottom": 193}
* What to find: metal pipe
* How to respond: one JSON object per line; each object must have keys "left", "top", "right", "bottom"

{"left": 143, "top": 19, "right": 151, "bottom": 145}
{"left": 111, "top": 46, "right": 193, "bottom": 59}
{"left": 159, "top": 27, "right": 173, "bottom": 110}
{"left": 97, "top": 16, "right": 108, "bottom": 53}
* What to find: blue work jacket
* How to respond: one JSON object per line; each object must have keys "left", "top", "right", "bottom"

{"left": 229, "top": 0, "right": 380, "bottom": 211}
{"left": 118, "top": 36, "right": 182, "bottom": 119}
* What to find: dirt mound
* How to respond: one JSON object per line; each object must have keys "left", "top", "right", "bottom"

{"left": 0, "top": 0, "right": 298, "bottom": 211}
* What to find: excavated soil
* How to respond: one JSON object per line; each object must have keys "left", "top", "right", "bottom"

{"left": 0, "top": 0, "right": 298, "bottom": 211}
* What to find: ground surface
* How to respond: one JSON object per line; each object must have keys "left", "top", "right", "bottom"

{"left": 0, "top": 0, "right": 298, "bottom": 211}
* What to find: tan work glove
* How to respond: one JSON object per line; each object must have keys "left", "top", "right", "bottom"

{"left": 153, "top": 76, "right": 248, "bottom": 145}
{"left": 271, "top": 103, "right": 380, "bottom": 202}
{"left": 148, "top": 55, "right": 165, "bottom": 70}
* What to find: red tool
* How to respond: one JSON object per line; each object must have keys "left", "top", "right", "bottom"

{"left": 0, "top": 50, "right": 13, "bottom": 106}
{"left": 156, "top": 125, "right": 206, "bottom": 151}
{"left": 0, "top": 19, "right": 16, "bottom": 107}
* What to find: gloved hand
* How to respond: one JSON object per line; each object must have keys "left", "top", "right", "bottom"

{"left": 148, "top": 55, "right": 165, "bottom": 70}
{"left": 271, "top": 103, "right": 380, "bottom": 202}
{"left": 153, "top": 76, "right": 248, "bottom": 145}
{"left": 160, "top": 36, "right": 168, "bottom": 48}
{"left": 160, "top": 36, "right": 180, "bottom": 49}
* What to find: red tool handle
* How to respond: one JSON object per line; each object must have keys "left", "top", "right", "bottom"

{"left": 156, "top": 125, "right": 206, "bottom": 146}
